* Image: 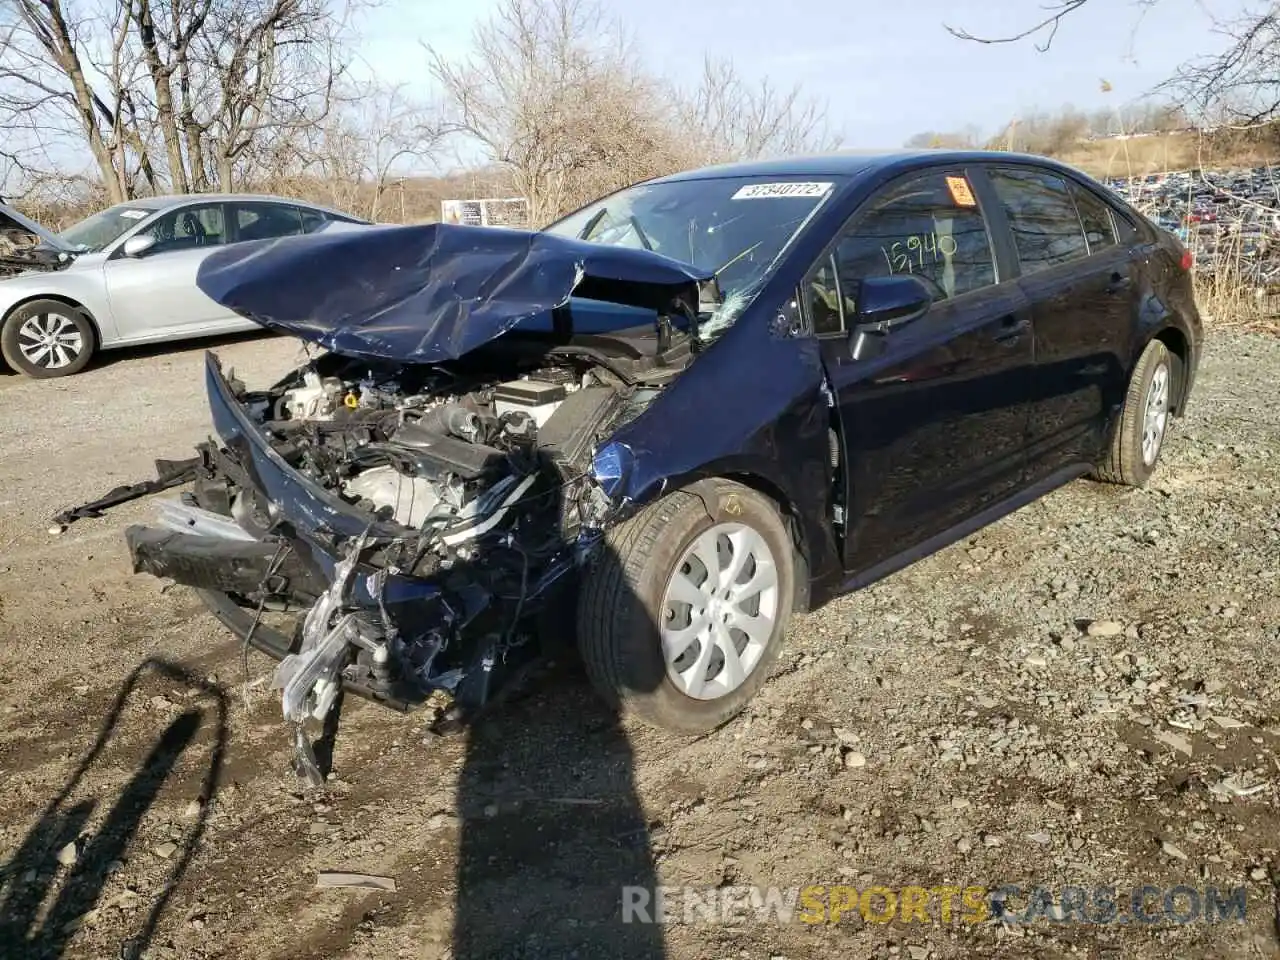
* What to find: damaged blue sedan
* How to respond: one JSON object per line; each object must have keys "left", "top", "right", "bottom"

{"left": 123, "top": 152, "right": 1201, "bottom": 773}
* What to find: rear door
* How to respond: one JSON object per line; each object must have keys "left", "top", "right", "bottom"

{"left": 228, "top": 201, "right": 309, "bottom": 243}
{"left": 981, "top": 166, "right": 1133, "bottom": 479}
{"left": 810, "top": 167, "right": 1035, "bottom": 575}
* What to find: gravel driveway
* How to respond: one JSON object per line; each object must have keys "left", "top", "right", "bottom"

{"left": 0, "top": 329, "right": 1277, "bottom": 960}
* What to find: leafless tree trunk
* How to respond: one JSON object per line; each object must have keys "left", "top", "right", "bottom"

{"left": 0, "top": 0, "right": 365, "bottom": 201}
{"left": 3, "top": 0, "right": 133, "bottom": 203}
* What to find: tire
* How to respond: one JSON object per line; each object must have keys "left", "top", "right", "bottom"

{"left": 1092, "top": 339, "right": 1173, "bottom": 487}
{"left": 1, "top": 299, "right": 96, "bottom": 378}
{"left": 576, "top": 479, "right": 795, "bottom": 734}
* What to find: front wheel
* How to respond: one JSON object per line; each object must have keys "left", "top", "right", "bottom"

{"left": 576, "top": 480, "right": 795, "bottom": 734}
{"left": 1, "top": 299, "right": 96, "bottom": 378}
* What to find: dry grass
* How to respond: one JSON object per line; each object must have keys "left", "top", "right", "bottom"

{"left": 1058, "top": 130, "right": 1280, "bottom": 180}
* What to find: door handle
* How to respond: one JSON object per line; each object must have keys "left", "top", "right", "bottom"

{"left": 992, "top": 316, "right": 1030, "bottom": 344}
{"left": 1105, "top": 272, "right": 1132, "bottom": 294}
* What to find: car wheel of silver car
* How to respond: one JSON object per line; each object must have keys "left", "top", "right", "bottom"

{"left": 1092, "top": 338, "right": 1174, "bottom": 488}
{"left": 576, "top": 479, "right": 794, "bottom": 734}
{"left": 1, "top": 299, "right": 96, "bottom": 379}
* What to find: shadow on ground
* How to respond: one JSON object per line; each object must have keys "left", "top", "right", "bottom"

{"left": 0, "top": 658, "right": 226, "bottom": 960}
{"left": 449, "top": 664, "right": 666, "bottom": 959}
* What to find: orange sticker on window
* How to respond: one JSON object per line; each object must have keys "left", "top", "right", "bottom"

{"left": 945, "top": 175, "right": 977, "bottom": 207}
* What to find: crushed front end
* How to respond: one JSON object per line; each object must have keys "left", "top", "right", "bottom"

{"left": 125, "top": 340, "right": 672, "bottom": 779}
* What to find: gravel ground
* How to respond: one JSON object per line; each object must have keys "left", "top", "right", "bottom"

{"left": 0, "top": 329, "right": 1278, "bottom": 960}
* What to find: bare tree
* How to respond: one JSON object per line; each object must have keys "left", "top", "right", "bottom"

{"left": 680, "top": 56, "right": 838, "bottom": 163}
{"left": 0, "top": 0, "right": 147, "bottom": 203}
{"left": 290, "top": 82, "right": 446, "bottom": 219}
{"left": 1166, "top": 8, "right": 1280, "bottom": 126}
{"left": 427, "top": 0, "right": 681, "bottom": 225}
{"left": 949, "top": 2, "right": 1280, "bottom": 131}
{"left": 0, "top": 0, "right": 366, "bottom": 201}
{"left": 427, "top": 0, "right": 840, "bottom": 225}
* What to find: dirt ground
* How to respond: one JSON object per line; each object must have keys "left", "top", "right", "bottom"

{"left": 0, "top": 330, "right": 1278, "bottom": 960}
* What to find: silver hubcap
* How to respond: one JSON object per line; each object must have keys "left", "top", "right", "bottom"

{"left": 1142, "top": 363, "right": 1170, "bottom": 466}
{"left": 661, "top": 522, "right": 779, "bottom": 701}
{"left": 17, "top": 313, "right": 83, "bottom": 368}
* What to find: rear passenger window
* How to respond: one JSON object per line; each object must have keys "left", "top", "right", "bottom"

{"left": 297, "top": 207, "right": 328, "bottom": 234}
{"left": 1070, "top": 184, "right": 1118, "bottom": 253}
{"left": 1113, "top": 210, "right": 1140, "bottom": 244}
{"left": 830, "top": 171, "right": 997, "bottom": 312}
{"left": 989, "top": 168, "right": 1089, "bottom": 274}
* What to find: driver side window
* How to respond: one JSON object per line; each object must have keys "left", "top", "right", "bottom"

{"left": 808, "top": 171, "right": 997, "bottom": 334}
{"left": 142, "top": 204, "right": 225, "bottom": 254}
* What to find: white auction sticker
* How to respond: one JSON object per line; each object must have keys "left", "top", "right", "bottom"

{"left": 119, "top": 210, "right": 149, "bottom": 219}
{"left": 731, "top": 181, "right": 833, "bottom": 200}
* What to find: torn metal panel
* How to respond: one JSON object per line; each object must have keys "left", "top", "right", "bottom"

{"left": 52, "top": 458, "right": 200, "bottom": 529}
{"left": 194, "top": 223, "right": 714, "bottom": 364}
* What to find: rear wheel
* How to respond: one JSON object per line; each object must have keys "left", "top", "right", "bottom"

{"left": 1, "top": 299, "right": 96, "bottom": 378}
{"left": 576, "top": 480, "right": 794, "bottom": 733}
{"left": 1093, "top": 339, "right": 1172, "bottom": 487}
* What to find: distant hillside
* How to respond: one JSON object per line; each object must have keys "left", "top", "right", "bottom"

{"left": 1053, "top": 129, "right": 1280, "bottom": 179}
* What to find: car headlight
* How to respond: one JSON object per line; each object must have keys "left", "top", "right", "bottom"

{"left": 591, "top": 441, "right": 633, "bottom": 500}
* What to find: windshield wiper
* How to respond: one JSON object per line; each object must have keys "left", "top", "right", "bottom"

{"left": 577, "top": 207, "right": 609, "bottom": 240}
{"left": 628, "top": 215, "right": 653, "bottom": 251}
{"left": 578, "top": 208, "right": 653, "bottom": 251}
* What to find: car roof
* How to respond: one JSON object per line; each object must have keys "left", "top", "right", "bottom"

{"left": 647, "top": 150, "right": 1105, "bottom": 187}
{"left": 113, "top": 193, "right": 364, "bottom": 220}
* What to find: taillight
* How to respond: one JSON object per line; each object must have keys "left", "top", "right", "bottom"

{"left": 1180, "top": 249, "right": 1194, "bottom": 271}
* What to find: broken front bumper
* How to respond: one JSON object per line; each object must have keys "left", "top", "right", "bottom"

{"left": 124, "top": 355, "right": 467, "bottom": 715}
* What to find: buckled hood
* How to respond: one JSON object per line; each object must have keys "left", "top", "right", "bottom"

{"left": 194, "top": 222, "right": 715, "bottom": 364}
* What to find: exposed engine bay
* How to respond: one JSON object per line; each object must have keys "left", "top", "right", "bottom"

{"left": 128, "top": 330, "right": 695, "bottom": 776}
{"left": 244, "top": 341, "right": 674, "bottom": 561}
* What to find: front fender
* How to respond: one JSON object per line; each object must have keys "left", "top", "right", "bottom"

{"left": 601, "top": 306, "right": 845, "bottom": 607}
{"left": 0, "top": 266, "right": 120, "bottom": 342}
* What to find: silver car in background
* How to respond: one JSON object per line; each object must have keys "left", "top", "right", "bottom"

{"left": 0, "top": 194, "right": 371, "bottom": 378}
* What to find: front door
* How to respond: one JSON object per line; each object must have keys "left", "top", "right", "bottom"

{"left": 103, "top": 202, "right": 244, "bottom": 342}
{"left": 810, "top": 169, "right": 1034, "bottom": 575}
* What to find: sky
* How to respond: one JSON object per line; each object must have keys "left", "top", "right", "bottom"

{"left": 354, "top": 0, "right": 1244, "bottom": 156}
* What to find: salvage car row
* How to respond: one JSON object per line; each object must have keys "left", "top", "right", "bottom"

{"left": 1104, "top": 164, "right": 1280, "bottom": 293}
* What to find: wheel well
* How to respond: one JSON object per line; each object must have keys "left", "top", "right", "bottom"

{"left": 722, "top": 472, "right": 814, "bottom": 614}
{"left": 3, "top": 294, "right": 101, "bottom": 348}
{"left": 1153, "top": 326, "right": 1188, "bottom": 415}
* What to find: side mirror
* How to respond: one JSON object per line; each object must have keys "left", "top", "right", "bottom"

{"left": 122, "top": 233, "right": 157, "bottom": 258}
{"left": 850, "top": 275, "right": 933, "bottom": 360}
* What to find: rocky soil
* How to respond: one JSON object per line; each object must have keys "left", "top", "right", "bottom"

{"left": 0, "top": 330, "right": 1277, "bottom": 960}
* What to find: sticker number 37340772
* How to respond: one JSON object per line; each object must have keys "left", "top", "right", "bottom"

{"left": 732, "top": 181, "right": 834, "bottom": 200}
